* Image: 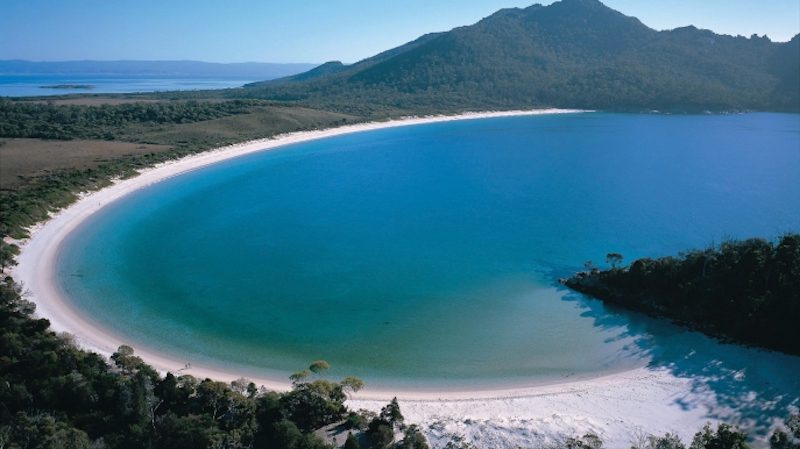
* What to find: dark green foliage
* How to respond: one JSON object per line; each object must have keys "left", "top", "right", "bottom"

{"left": 564, "top": 234, "right": 800, "bottom": 354}
{"left": 344, "top": 410, "right": 370, "bottom": 430}
{"left": 0, "top": 102, "right": 357, "bottom": 270}
{"left": 364, "top": 398, "right": 408, "bottom": 449}
{"left": 401, "top": 425, "right": 429, "bottom": 449}
{"left": 239, "top": 0, "right": 799, "bottom": 113}
{"left": 280, "top": 380, "right": 348, "bottom": 432}
{"left": 309, "top": 360, "right": 331, "bottom": 375}
{"left": 366, "top": 418, "right": 395, "bottom": 449}
{"left": 0, "top": 274, "right": 348, "bottom": 449}
{"left": 633, "top": 433, "right": 687, "bottom": 449}
{"left": 565, "top": 433, "right": 604, "bottom": 449}
{"left": 259, "top": 420, "right": 302, "bottom": 449}
{"left": 380, "top": 397, "right": 405, "bottom": 429}
{"left": 770, "top": 414, "right": 800, "bottom": 449}
{"left": 2, "top": 412, "right": 91, "bottom": 449}
{"left": 344, "top": 432, "right": 361, "bottom": 449}
{"left": 690, "top": 424, "right": 750, "bottom": 449}
{"left": 0, "top": 242, "right": 18, "bottom": 270}
{"left": 606, "top": 253, "right": 624, "bottom": 269}
{"left": 341, "top": 376, "right": 366, "bottom": 396}
{"left": 443, "top": 436, "right": 478, "bottom": 449}
{"left": 154, "top": 413, "right": 223, "bottom": 449}
{"left": 0, "top": 99, "right": 264, "bottom": 140}
{"left": 1, "top": 266, "right": 797, "bottom": 449}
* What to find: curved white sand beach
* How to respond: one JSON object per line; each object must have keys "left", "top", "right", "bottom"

{"left": 9, "top": 108, "right": 800, "bottom": 448}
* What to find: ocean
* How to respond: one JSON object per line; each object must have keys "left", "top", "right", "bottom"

{"left": 55, "top": 112, "right": 800, "bottom": 389}
{"left": 0, "top": 74, "right": 257, "bottom": 97}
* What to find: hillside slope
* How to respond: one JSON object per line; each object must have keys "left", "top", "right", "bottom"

{"left": 240, "top": 0, "right": 800, "bottom": 112}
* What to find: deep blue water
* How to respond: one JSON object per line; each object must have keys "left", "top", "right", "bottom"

{"left": 0, "top": 74, "right": 256, "bottom": 97}
{"left": 56, "top": 113, "right": 800, "bottom": 388}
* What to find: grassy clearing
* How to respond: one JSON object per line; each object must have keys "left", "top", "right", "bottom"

{"left": 121, "top": 105, "right": 359, "bottom": 147}
{"left": 0, "top": 101, "right": 364, "bottom": 249}
{"left": 0, "top": 138, "right": 172, "bottom": 188}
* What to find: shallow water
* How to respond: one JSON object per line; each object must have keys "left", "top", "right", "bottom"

{"left": 56, "top": 113, "right": 800, "bottom": 388}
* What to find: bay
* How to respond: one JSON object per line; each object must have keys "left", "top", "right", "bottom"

{"left": 56, "top": 112, "right": 800, "bottom": 389}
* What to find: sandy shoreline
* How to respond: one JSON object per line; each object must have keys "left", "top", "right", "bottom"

{"left": 9, "top": 108, "right": 799, "bottom": 447}
{"left": 11, "top": 108, "right": 592, "bottom": 396}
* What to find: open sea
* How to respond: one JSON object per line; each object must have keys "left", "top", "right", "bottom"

{"left": 55, "top": 112, "right": 800, "bottom": 389}
{"left": 0, "top": 74, "right": 256, "bottom": 97}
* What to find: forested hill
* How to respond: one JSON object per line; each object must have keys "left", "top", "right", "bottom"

{"left": 240, "top": 0, "right": 800, "bottom": 113}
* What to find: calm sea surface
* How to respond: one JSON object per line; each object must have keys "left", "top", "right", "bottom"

{"left": 0, "top": 75, "right": 256, "bottom": 97}
{"left": 56, "top": 113, "right": 800, "bottom": 389}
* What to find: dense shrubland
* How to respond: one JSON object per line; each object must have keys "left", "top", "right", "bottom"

{"left": 2, "top": 273, "right": 799, "bottom": 448}
{"left": 0, "top": 99, "right": 264, "bottom": 140}
{"left": 564, "top": 234, "right": 800, "bottom": 355}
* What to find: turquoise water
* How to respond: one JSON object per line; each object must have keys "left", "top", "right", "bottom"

{"left": 56, "top": 113, "right": 800, "bottom": 389}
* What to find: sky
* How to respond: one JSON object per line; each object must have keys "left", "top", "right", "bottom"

{"left": 1, "top": 0, "right": 798, "bottom": 64}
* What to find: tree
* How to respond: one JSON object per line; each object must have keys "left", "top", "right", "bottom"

{"left": 631, "top": 433, "right": 686, "bottom": 449}
{"left": 401, "top": 425, "right": 429, "bottom": 449}
{"left": 345, "top": 432, "right": 361, "bottom": 449}
{"left": 380, "top": 397, "right": 404, "bottom": 430}
{"left": 565, "top": 433, "right": 603, "bottom": 449}
{"left": 690, "top": 424, "right": 750, "bottom": 449}
{"left": 155, "top": 413, "right": 222, "bottom": 449}
{"left": 4, "top": 412, "right": 91, "bottom": 449}
{"left": 341, "top": 376, "right": 365, "bottom": 396}
{"left": 366, "top": 418, "right": 394, "bottom": 449}
{"left": 230, "top": 377, "right": 250, "bottom": 395}
{"left": 195, "top": 379, "right": 234, "bottom": 422}
{"left": 267, "top": 419, "right": 304, "bottom": 449}
{"left": 280, "top": 380, "right": 347, "bottom": 432}
{"left": 606, "top": 252, "right": 624, "bottom": 269}
{"left": 0, "top": 242, "right": 18, "bottom": 271}
{"left": 345, "top": 410, "right": 374, "bottom": 430}
{"left": 290, "top": 370, "right": 311, "bottom": 385}
{"left": 770, "top": 414, "right": 800, "bottom": 449}
{"left": 309, "top": 360, "right": 331, "bottom": 376}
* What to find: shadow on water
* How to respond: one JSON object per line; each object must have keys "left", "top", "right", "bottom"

{"left": 543, "top": 264, "right": 800, "bottom": 439}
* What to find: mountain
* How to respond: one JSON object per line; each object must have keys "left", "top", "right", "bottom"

{"left": 0, "top": 60, "right": 317, "bottom": 79}
{"left": 241, "top": 0, "right": 800, "bottom": 112}
{"left": 272, "top": 61, "right": 349, "bottom": 83}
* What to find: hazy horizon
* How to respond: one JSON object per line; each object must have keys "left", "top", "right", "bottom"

{"left": 1, "top": 0, "right": 798, "bottom": 64}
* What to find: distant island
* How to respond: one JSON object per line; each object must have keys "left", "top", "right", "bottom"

{"left": 562, "top": 234, "right": 800, "bottom": 355}
{"left": 39, "top": 84, "right": 95, "bottom": 90}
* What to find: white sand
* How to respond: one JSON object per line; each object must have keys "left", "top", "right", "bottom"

{"left": 9, "top": 108, "right": 799, "bottom": 448}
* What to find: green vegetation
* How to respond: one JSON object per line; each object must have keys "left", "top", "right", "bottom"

{"left": 0, "top": 98, "right": 358, "bottom": 273}
{"left": 0, "top": 224, "right": 797, "bottom": 446}
{"left": 0, "top": 99, "right": 269, "bottom": 140}
{"left": 0, "top": 273, "right": 372, "bottom": 448}
{"left": 235, "top": 0, "right": 800, "bottom": 113}
{"left": 770, "top": 415, "right": 800, "bottom": 449}
{"left": 0, "top": 2, "right": 798, "bottom": 446}
{"left": 563, "top": 234, "right": 800, "bottom": 355}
